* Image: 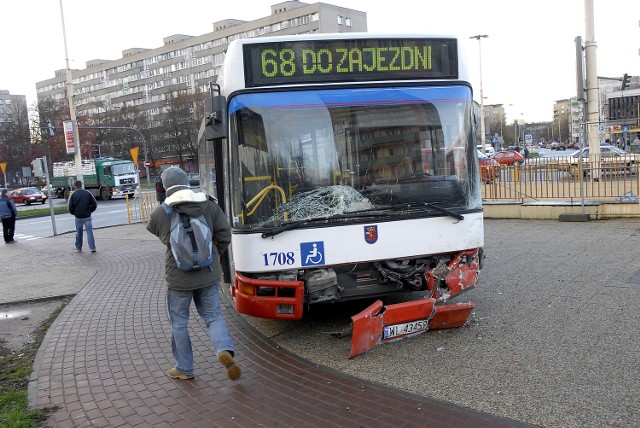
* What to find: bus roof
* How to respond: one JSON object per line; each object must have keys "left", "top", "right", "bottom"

{"left": 217, "top": 33, "right": 471, "bottom": 96}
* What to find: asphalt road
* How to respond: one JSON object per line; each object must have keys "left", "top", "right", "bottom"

{"left": 243, "top": 218, "right": 640, "bottom": 428}
{"left": 2, "top": 211, "right": 639, "bottom": 427}
{"left": 14, "top": 197, "right": 130, "bottom": 239}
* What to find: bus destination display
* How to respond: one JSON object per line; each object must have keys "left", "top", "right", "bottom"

{"left": 243, "top": 38, "right": 458, "bottom": 87}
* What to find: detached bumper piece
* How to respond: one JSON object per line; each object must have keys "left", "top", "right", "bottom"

{"left": 349, "top": 298, "right": 475, "bottom": 358}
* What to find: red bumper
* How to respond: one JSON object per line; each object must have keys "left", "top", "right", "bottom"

{"left": 233, "top": 272, "right": 305, "bottom": 320}
{"left": 349, "top": 298, "right": 475, "bottom": 358}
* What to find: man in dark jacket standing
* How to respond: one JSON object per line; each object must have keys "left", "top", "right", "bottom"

{"left": 0, "top": 188, "right": 17, "bottom": 243}
{"left": 146, "top": 166, "right": 240, "bottom": 381}
{"left": 68, "top": 180, "right": 97, "bottom": 253}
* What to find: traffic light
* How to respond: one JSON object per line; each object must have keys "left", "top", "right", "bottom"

{"left": 621, "top": 73, "right": 631, "bottom": 90}
{"left": 44, "top": 121, "right": 56, "bottom": 137}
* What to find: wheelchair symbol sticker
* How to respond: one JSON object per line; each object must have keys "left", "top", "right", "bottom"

{"left": 300, "top": 241, "right": 325, "bottom": 266}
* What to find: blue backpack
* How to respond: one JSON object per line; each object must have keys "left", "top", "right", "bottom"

{"left": 161, "top": 203, "right": 214, "bottom": 271}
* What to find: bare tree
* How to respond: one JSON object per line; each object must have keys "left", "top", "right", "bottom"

{"left": 0, "top": 96, "right": 33, "bottom": 185}
{"left": 158, "top": 90, "right": 206, "bottom": 170}
{"left": 31, "top": 88, "right": 206, "bottom": 179}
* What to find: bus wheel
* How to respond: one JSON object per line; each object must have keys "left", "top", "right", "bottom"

{"left": 100, "top": 187, "right": 110, "bottom": 200}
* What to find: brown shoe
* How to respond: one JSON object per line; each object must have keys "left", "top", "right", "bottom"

{"left": 218, "top": 351, "right": 241, "bottom": 380}
{"left": 167, "top": 367, "right": 193, "bottom": 380}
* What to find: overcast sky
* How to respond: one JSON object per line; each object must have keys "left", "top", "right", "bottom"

{"left": 2, "top": 0, "right": 638, "bottom": 123}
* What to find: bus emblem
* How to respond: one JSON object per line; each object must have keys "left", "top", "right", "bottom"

{"left": 364, "top": 225, "right": 378, "bottom": 244}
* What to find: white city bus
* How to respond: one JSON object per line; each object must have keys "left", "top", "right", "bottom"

{"left": 198, "top": 34, "right": 484, "bottom": 333}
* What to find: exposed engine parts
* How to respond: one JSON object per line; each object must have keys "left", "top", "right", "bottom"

{"left": 249, "top": 249, "right": 481, "bottom": 306}
{"left": 374, "top": 259, "right": 427, "bottom": 290}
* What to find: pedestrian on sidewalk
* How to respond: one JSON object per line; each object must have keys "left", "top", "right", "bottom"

{"left": 146, "top": 166, "right": 240, "bottom": 381}
{"left": 0, "top": 188, "right": 17, "bottom": 244}
{"left": 68, "top": 180, "right": 97, "bottom": 253}
{"left": 155, "top": 175, "right": 166, "bottom": 203}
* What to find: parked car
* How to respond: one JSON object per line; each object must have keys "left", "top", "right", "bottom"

{"left": 477, "top": 150, "right": 500, "bottom": 183}
{"left": 492, "top": 150, "right": 526, "bottom": 166}
{"left": 40, "top": 184, "right": 59, "bottom": 198}
{"left": 188, "top": 173, "right": 200, "bottom": 187}
{"left": 477, "top": 144, "right": 496, "bottom": 157}
{"left": 558, "top": 145, "right": 639, "bottom": 177}
{"left": 9, "top": 187, "right": 48, "bottom": 205}
{"left": 550, "top": 142, "right": 567, "bottom": 151}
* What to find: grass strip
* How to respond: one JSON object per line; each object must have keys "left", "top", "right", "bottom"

{"left": 0, "top": 303, "right": 67, "bottom": 427}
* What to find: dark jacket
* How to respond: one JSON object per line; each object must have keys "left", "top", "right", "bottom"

{"left": 146, "top": 189, "right": 231, "bottom": 290}
{"left": 0, "top": 195, "right": 17, "bottom": 219}
{"left": 155, "top": 177, "right": 166, "bottom": 203}
{"left": 68, "top": 188, "right": 97, "bottom": 219}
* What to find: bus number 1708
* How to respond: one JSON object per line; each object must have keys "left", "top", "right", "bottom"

{"left": 262, "top": 252, "right": 295, "bottom": 266}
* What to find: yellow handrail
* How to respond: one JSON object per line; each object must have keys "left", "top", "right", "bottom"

{"left": 244, "top": 182, "right": 287, "bottom": 217}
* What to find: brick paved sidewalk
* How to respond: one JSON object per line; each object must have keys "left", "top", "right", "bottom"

{"left": 28, "top": 227, "right": 526, "bottom": 427}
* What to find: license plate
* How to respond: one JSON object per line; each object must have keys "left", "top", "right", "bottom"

{"left": 383, "top": 319, "right": 429, "bottom": 339}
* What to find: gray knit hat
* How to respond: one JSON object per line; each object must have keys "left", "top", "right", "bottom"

{"left": 161, "top": 167, "right": 190, "bottom": 195}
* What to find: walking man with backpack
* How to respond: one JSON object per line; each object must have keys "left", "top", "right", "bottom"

{"left": 146, "top": 166, "right": 240, "bottom": 381}
{"left": 68, "top": 180, "right": 97, "bottom": 253}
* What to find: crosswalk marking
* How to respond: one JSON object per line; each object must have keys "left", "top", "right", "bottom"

{"left": 13, "top": 234, "right": 42, "bottom": 241}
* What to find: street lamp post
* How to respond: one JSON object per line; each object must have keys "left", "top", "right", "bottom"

{"left": 59, "top": 0, "right": 83, "bottom": 186}
{"left": 470, "top": 35, "right": 489, "bottom": 148}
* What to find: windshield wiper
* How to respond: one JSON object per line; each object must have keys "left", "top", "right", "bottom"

{"left": 261, "top": 211, "right": 391, "bottom": 238}
{"left": 261, "top": 220, "right": 309, "bottom": 238}
{"left": 390, "top": 201, "right": 464, "bottom": 221}
{"left": 260, "top": 202, "right": 463, "bottom": 238}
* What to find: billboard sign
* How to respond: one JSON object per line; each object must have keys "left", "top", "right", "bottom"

{"left": 63, "top": 120, "right": 77, "bottom": 154}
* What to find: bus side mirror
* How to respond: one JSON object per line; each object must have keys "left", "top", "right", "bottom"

{"left": 204, "top": 95, "right": 227, "bottom": 141}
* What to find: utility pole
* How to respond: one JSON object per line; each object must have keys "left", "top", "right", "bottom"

{"left": 584, "top": 0, "right": 601, "bottom": 180}
{"left": 59, "top": 0, "right": 83, "bottom": 185}
{"left": 470, "top": 35, "right": 488, "bottom": 149}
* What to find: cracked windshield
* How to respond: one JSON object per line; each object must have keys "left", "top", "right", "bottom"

{"left": 229, "top": 86, "right": 480, "bottom": 229}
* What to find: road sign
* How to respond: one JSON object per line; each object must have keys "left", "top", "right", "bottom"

{"left": 599, "top": 124, "right": 605, "bottom": 132}
{"left": 623, "top": 126, "right": 629, "bottom": 132}
{"left": 492, "top": 136, "right": 499, "bottom": 143}
{"left": 525, "top": 134, "right": 533, "bottom": 143}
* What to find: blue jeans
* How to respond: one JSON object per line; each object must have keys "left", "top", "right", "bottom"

{"left": 167, "top": 284, "right": 235, "bottom": 376}
{"left": 74, "top": 217, "right": 96, "bottom": 251}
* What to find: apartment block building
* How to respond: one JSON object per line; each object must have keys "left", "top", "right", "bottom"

{"left": 0, "top": 90, "right": 27, "bottom": 125}
{"left": 482, "top": 103, "right": 506, "bottom": 144}
{"left": 35, "top": 1, "right": 367, "bottom": 128}
{"left": 600, "top": 75, "right": 639, "bottom": 142}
